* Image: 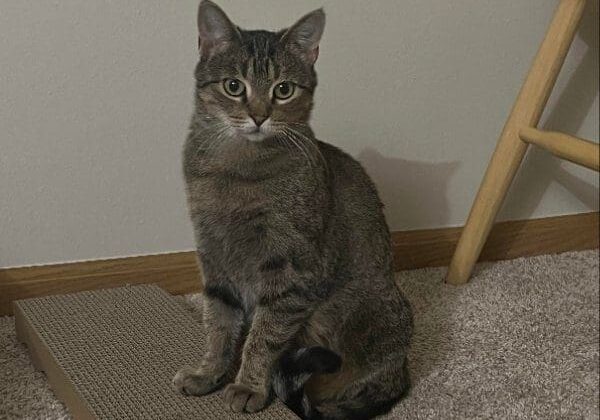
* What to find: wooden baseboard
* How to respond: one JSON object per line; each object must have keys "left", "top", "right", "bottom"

{"left": 1, "top": 253, "right": 201, "bottom": 317}
{"left": 1, "top": 212, "right": 597, "bottom": 316}
{"left": 392, "top": 212, "right": 598, "bottom": 270}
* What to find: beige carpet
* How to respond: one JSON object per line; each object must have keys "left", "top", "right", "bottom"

{"left": 1, "top": 250, "right": 598, "bottom": 419}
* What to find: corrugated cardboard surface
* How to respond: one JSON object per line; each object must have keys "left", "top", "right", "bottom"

{"left": 14, "top": 285, "right": 297, "bottom": 420}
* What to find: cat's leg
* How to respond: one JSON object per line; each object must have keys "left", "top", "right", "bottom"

{"left": 173, "top": 284, "right": 245, "bottom": 396}
{"left": 223, "top": 306, "right": 310, "bottom": 412}
{"left": 223, "top": 260, "right": 319, "bottom": 413}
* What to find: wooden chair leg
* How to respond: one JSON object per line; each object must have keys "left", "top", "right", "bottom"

{"left": 446, "top": 0, "right": 587, "bottom": 285}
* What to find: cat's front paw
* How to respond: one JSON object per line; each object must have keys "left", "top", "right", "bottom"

{"left": 172, "top": 367, "right": 221, "bottom": 396}
{"left": 222, "top": 383, "right": 269, "bottom": 413}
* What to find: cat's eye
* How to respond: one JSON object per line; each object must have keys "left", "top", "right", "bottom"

{"left": 273, "top": 82, "right": 295, "bottom": 100}
{"left": 223, "top": 78, "right": 246, "bottom": 97}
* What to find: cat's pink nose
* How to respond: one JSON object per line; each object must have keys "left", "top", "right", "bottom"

{"left": 251, "top": 115, "right": 268, "bottom": 127}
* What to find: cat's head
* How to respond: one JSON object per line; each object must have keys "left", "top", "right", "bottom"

{"left": 193, "top": 0, "right": 325, "bottom": 143}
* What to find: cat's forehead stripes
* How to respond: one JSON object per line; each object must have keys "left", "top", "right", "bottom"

{"left": 240, "top": 30, "right": 280, "bottom": 86}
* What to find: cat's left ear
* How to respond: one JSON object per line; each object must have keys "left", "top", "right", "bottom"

{"left": 281, "top": 8, "right": 325, "bottom": 65}
{"left": 197, "top": 0, "right": 240, "bottom": 59}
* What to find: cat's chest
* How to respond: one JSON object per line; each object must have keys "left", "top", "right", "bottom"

{"left": 187, "top": 175, "right": 283, "bottom": 278}
{"left": 188, "top": 175, "right": 271, "bottom": 216}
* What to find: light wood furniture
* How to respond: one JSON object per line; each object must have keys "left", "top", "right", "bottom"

{"left": 446, "top": 0, "right": 599, "bottom": 285}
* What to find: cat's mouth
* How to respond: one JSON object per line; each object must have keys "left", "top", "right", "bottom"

{"left": 237, "top": 125, "right": 272, "bottom": 142}
{"left": 243, "top": 131, "right": 269, "bottom": 142}
{"left": 229, "top": 117, "right": 275, "bottom": 142}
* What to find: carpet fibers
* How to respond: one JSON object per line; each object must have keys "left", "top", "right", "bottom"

{"left": 1, "top": 250, "right": 598, "bottom": 419}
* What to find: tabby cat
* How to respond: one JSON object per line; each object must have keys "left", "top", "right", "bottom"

{"left": 173, "top": 2, "right": 413, "bottom": 419}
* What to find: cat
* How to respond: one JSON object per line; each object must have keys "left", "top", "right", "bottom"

{"left": 172, "top": 1, "right": 413, "bottom": 419}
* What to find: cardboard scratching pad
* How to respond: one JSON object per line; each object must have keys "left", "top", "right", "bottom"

{"left": 14, "top": 285, "right": 297, "bottom": 420}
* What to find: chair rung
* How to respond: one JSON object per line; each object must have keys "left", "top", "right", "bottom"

{"left": 519, "top": 127, "right": 599, "bottom": 171}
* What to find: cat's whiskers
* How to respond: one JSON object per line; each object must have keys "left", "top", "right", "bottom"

{"left": 281, "top": 131, "right": 314, "bottom": 167}
{"left": 285, "top": 123, "right": 327, "bottom": 168}
{"left": 206, "top": 125, "right": 233, "bottom": 159}
{"left": 270, "top": 122, "right": 310, "bottom": 164}
{"left": 280, "top": 124, "right": 326, "bottom": 168}
{"left": 273, "top": 124, "right": 314, "bottom": 167}
{"left": 195, "top": 123, "right": 231, "bottom": 159}
{"left": 284, "top": 129, "right": 317, "bottom": 167}
{"left": 194, "top": 127, "right": 221, "bottom": 158}
{"left": 274, "top": 135, "right": 294, "bottom": 156}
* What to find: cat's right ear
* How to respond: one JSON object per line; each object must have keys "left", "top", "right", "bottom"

{"left": 281, "top": 8, "right": 325, "bottom": 65}
{"left": 197, "top": 0, "right": 239, "bottom": 59}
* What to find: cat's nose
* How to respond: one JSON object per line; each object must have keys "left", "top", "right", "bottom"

{"left": 251, "top": 115, "right": 268, "bottom": 127}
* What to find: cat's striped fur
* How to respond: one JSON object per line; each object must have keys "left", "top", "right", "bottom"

{"left": 173, "top": 2, "right": 413, "bottom": 418}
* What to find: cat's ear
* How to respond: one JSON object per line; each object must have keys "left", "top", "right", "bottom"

{"left": 197, "top": 0, "right": 239, "bottom": 59}
{"left": 281, "top": 8, "right": 325, "bottom": 65}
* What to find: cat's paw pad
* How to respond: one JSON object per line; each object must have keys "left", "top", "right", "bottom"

{"left": 172, "top": 367, "right": 219, "bottom": 396}
{"left": 222, "top": 383, "right": 268, "bottom": 413}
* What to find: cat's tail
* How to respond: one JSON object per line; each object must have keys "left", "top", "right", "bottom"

{"left": 272, "top": 346, "right": 342, "bottom": 420}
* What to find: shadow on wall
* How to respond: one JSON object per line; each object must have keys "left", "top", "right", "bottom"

{"left": 358, "top": 148, "right": 460, "bottom": 230}
{"left": 500, "top": 0, "right": 600, "bottom": 220}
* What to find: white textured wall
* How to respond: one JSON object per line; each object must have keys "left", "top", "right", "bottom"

{"left": 1, "top": 1, "right": 598, "bottom": 268}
